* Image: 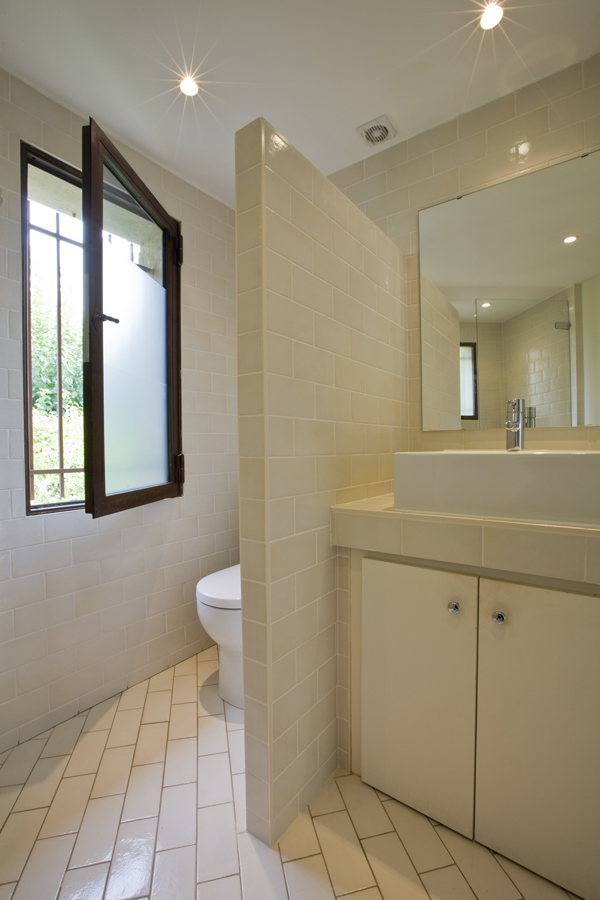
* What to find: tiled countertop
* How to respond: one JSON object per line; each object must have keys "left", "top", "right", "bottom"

{"left": 331, "top": 494, "right": 600, "bottom": 594}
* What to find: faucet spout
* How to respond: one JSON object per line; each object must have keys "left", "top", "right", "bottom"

{"left": 505, "top": 399, "right": 525, "bottom": 451}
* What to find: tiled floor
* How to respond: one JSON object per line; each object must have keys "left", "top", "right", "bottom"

{"left": 0, "top": 649, "right": 584, "bottom": 900}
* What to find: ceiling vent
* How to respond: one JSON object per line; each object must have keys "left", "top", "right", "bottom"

{"left": 357, "top": 115, "right": 396, "bottom": 146}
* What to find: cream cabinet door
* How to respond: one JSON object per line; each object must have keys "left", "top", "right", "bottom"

{"left": 361, "top": 559, "right": 478, "bottom": 837}
{"left": 476, "top": 579, "right": 600, "bottom": 900}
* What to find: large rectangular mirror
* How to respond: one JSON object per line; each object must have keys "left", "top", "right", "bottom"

{"left": 419, "top": 149, "right": 600, "bottom": 431}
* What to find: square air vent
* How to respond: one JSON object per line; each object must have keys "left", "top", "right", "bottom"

{"left": 357, "top": 115, "right": 396, "bottom": 146}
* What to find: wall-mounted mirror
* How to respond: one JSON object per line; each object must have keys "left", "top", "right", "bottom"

{"left": 419, "top": 149, "right": 600, "bottom": 431}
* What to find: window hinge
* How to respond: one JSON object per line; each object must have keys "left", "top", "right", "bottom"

{"left": 175, "top": 233, "right": 183, "bottom": 266}
{"left": 175, "top": 453, "right": 185, "bottom": 491}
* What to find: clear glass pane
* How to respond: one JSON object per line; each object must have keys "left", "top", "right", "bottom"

{"left": 63, "top": 471, "right": 85, "bottom": 502}
{"left": 102, "top": 161, "right": 168, "bottom": 495}
{"left": 460, "top": 345, "right": 476, "bottom": 417}
{"left": 59, "top": 212, "right": 83, "bottom": 243}
{"left": 30, "top": 229, "right": 59, "bottom": 469}
{"left": 60, "top": 241, "right": 84, "bottom": 418}
{"left": 29, "top": 199, "right": 57, "bottom": 232}
{"left": 32, "top": 473, "right": 61, "bottom": 505}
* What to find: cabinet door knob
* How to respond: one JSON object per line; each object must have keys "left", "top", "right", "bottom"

{"left": 492, "top": 610, "right": 507, "bottom": 624}
{"left": 448, "top": 601, "right": 460, "bottom": 614}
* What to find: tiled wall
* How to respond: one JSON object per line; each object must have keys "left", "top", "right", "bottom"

{"left": 460, "top": 321, "right": 505, "bottom": 430}
{"left": 0, "top": 69, "right": 239, "bottom": 753}
{"left": 503, "top": 290, "right": 571, "bottom": 428}
{"left": 235, "top": 118, "right": 407, "bottom": 844}
{"left": 329, "top": 51, "right": 600, "bottom": 451}
{"left": 420, "top": 274, "right": 460, "bottom": 431}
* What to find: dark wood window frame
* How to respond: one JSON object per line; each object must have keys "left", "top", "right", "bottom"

{"left": 22, "top": 125, "right": 184, "bottom": 518}
{"left": 460, "top": 341, "right": 479, "bottom": 421}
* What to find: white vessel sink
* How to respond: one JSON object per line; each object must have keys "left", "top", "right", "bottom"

{"left": 394, "top": 451, "right": 600, "bottom": 527}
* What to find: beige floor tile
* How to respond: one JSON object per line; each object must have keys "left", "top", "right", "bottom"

{"left": 83, "top": 697, "right": 119, "bottom": 733}
{"left": 12, "top": 833, "right": 76, "bottom": 900}
{"left": 173, "top": 675, "right": 198, "bottom": 704}
{"left": 57, "top": 862, "right": 109, "bottom": 900}
{"left": 64, "top": 730, "right": 109, "bottom": 777}
{"left": 362, "top": 832, "right": 429, "bottom": 900}
{"left": 0, "top": 750, "right": 9, "bottom": 766}
{"left": 121, "top": 763, "right": 164, "bottom": 822}
{"left": 0, "top": 885, "right": 16, "bottom": 900}
{"left": 226, "top": 729, "right": 245, "bottom": 775}
{"left": 0, "top": 808, "right": 47, "bottom": 883}
{"left": 133, "top": 723, "right": 168, "bottom": 766}
{"left": 223, "top": 702, "right": 243, "bottom": 730}
{"left": 232, "top": 773, "right": 246, "bottom": 833}
{"left": 39, "top": 774, "right": 95, "bottom": 838}
{"left": 313, "top": 810, "right": 375, "bottom": 896}
{"left": 104, "top": 817, "right": 158, "bottom": 900}
{"left": 421, "top": 864, "right": 478, "bottom": 900}
{"left": 142, "top": 691, "right": 172, "bottom": 725}
{"left": 151, "top": 846, "right": 196, "bottom": 900}
{"left": 309, "top": 777, "right": 345, "bottom": 817}
{"left": 336, "top": 775, "right": 393, "bottom": 839}
{"left": 106, "top": 709, "right": 143, "bottom": 749}
{"left": 169, "top": 703, "right": 198, "bottom": 740}
{"left": 175, "top": 656, "right": 198, "bottom": 676}
{"left": 13, "top": 755, "right": 69, "bottom": 811}
{"left": 384, "top": 800, "right": 452, "bottom": 874}
{"left": 41, "top": 717, "right": 86, "bottom": 759}
{"left": 197, "top": 753, "right": 233, "bottom": 807}
{"left": 148, "top": 668, "right": 174, "bottom": 693}
{"left": 198, "top": 715, "right": 228, "bottom": 755}
{"left": 198, "top": 646, "right": 218, "bottom": 662}
{"left": 196, "top": 874, "right": 242, "bottom": 900}
{"left": 237, "top": 831, "right": 288, "bottom": 900}
{"left": 0, "top": 740, "right": 47, "bottom": 787}
{"left": 157, "top": 782, "right": 197, "bottom": 850}
{"left": 69, "top": 794, "right": 124, "bottom": 868}
{"left": 436, "top": 827, "right": 521, "bottom": 899}
{"left": 198, "top": 659, "right": 219, "bottom": 686}
{"left": 198, "top": 686, "right": 225, "bottom": 718}
{"left": 91, "top": 745, "right": 135, "bottom": 798}
{"left": 0, "top": 785, "right": 23, "bottom": 830}
{"left": 277, "top": 807, "right": 320, "bottom": 861}
{"left": 164, "top": 738, "right": 198, "bottom": 786}
{"left": 494, "top": 855, "right": 572, "bottom": 900}
{"left": 284, "top": 854, "right": 335, "bottom": 900}
{"left": 197, "top": 802, "right": 239, "bottom": 883}
{"left": 118, "top": 681, "right": 149, "bottom": 710}
{"left": 348, "top": 890, "right": 384, "bottom": 899}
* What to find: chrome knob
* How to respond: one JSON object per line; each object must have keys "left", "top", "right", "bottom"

{"left": 492, "top": 610, "right": 506, "bottom": 624}
{"left": 448, "top": 601, "right": 460, "bottom": 614}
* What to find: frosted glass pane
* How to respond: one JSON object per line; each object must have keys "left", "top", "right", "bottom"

{"left": 103, "top": 241, "right": 168, "bottom": 494}
{"left": 460, "top": 345, "right": 475, "bottom": 417}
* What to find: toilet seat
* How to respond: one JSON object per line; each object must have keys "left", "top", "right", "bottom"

{"left": 196, "top": 564, "right": 241, "bottom": 610}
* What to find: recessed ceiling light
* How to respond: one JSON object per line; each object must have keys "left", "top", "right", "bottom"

{"left": 180, "top": 76, "right": 199, "bottom": 97}
{"left": 482, "top": 302, "right": 491, "bottom": 307}
{"left": 563, "top": 235, "right": 577, "bottom": 243}
{"left": 480, "top": 3, "right": 503, "bottom": 29}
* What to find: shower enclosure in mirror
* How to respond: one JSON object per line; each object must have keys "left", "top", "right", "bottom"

{"left": 419, "top": 149, "right": 600, "bottom": 431}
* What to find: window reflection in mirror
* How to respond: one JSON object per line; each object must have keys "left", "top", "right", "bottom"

{"left": 419, "top": 149, "right": 600, "bottom": 431}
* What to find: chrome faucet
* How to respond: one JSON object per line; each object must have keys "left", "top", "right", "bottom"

{"left": 505, "top": 399, "right": 525, "bottom": 451}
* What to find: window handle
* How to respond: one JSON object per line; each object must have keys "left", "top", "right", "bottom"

{"left": 93, "top": 309, "right": 120, "bottom": 328}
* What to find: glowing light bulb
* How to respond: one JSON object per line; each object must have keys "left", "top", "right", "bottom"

{"left": 480, "top": 3, "right": 503, "bottom": 29}
{"left": 180, "top": 76, "right": 199, "bottom": 97}
{"left": 563, "top": 235, "right": 577, "bottom": 243}
{"left": 482, "top": 302, "right": 491, "bottom": 308}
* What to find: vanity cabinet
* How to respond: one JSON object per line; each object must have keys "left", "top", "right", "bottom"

{"left": 361, "top": 560, "right": 600, "bottom": 900}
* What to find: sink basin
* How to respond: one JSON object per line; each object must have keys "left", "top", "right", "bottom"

{"left": 394, "top": 451, "right": 600, "bottom": 528}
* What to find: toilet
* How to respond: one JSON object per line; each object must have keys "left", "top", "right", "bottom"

{"left": 195, "top": 564, "right": 243, "bottom": 709}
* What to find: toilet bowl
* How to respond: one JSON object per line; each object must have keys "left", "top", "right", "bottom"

{"left": 195, "top": 564, "right": 243, "bottom": 709}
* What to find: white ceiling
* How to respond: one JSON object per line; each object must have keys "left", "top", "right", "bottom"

{"left": 1, "top": 0, "right": 600, "bottom": 207}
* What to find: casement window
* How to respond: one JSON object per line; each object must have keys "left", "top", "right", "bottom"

{"left": 459, "top": 342, "right": 478, "bottom": 420}
{"left": 22, "top": 121, "right": 184, "bottom": 518}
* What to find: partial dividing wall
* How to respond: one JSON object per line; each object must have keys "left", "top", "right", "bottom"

{"left": 329, "top": 51, "right": 600, "bottom": 450}
{"left": 235, "top": 118, "right": 407, "bottom": 843}
{"left": 0, "top": 68, "right": 238, "bottom": 752}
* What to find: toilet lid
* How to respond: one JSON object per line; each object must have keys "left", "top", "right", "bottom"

{"left": 196, "top": 564, "right": 241, "bottom": 610}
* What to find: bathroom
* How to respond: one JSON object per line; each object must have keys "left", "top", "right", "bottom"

{"left": 1, "top": 2, "right": 600, "bottom": 898}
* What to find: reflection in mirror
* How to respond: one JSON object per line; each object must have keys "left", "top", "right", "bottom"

{"left": 419, "top": 149, "right": 600, "bottom": 430}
